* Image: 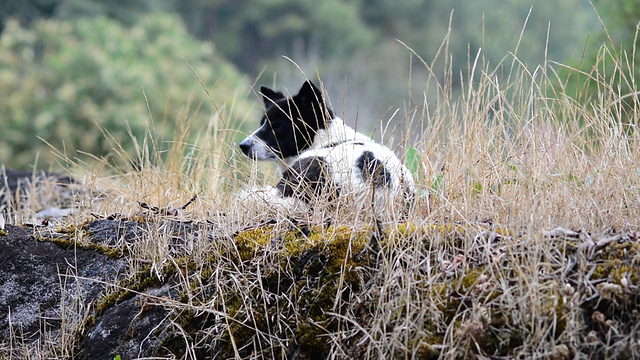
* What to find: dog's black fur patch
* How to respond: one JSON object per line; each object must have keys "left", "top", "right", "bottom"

{"left": 243, "top": 81, "right": 333, "bottom": 160}
{"left": 240, "top": 80, "right": 416, "bottom": 217}
{"left": 276, "top": 156, "right": 335, "bottom": 203}
{"left": 356, "top": 151, "right": 391, "bottom": 188}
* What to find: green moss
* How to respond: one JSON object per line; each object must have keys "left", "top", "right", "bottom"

{"left": 158, "top": 221, "right": 544, "bottom": 358}
{"left": 415, "top": 340, "right": 441, "bottom": 360}
{"left": 93, "top": 262, "right": 170, "bottom": 315}
{"left": 323, "top": 226, "right": 369, "bottom": 277}
{"left": 53, "top": 223, "right": 78, "bottom": 234}
{"left": 591, "top": 240, "right": 640, "bottom": 285}
{"left": 422, "top": 264, "right": 530, "bottom": 356}
{"left": 233, "top": 224, "right": 370, "bottom": 272}
{"left": 296, "top": 319, "right": 333, "bottom": 357}
{"left": 33, "top": 222, "right": 125, "bottom": 259}
{"left": 93, "top": 290, "right": 122, "bottom": 315}
{"left": 393, "top": 222, "right": 467, "bottom": 242}
{"left": 554, "top": 295, "right": 567, "bottom": 337}
{"left": 0, "top": 229, "right": 7, "bottom": 236}
{"left": 47, "top": 236, "right": 124, "bottom": 259}
{"left": 234, "top": 225, "right": 275, "bottom": 260}
{"left": 164, "top": 222, "right": 532, "bottom": 357}
{"left": 181, "top": 224, "right": 376, "bottom": 358}
{"left": 458, "top": 268, "right": 486, "bottom": 290}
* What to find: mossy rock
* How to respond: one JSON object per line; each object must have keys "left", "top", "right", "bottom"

{"left": 590, "top": 239, "right": 640, "bottom": 285}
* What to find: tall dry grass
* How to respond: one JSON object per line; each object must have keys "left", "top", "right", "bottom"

{"left": 3, "top": 21, "right": 640, "bottom": 359}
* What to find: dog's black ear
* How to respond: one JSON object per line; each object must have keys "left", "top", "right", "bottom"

{"left": 297, "top": 80, "right": 334, "bottom": 125}
{"left": 260, "top": 86, "right": 285, "bottom": 106}
{"left": 297, "top": 81, "right": 324, "bottom": 106}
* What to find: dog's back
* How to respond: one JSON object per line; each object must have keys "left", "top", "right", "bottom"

{"left": 287, "top": 125, "right": 415, "bottom": 219}
{"left": 240, "top": 80, "right": 416, "bottom": 221}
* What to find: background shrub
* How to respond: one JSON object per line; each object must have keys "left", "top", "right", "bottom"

{"left": 0, "top": 14, "right": 254, "bottom": 168}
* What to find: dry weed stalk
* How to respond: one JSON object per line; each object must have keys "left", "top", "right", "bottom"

{"left": 4, "top": 22, "right": 640, "bottom": 360}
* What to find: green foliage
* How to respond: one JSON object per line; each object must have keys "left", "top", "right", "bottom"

{"left": 0, "top": 1, "right": 601, "bottom": 139}
{"left": 0, "top": 0, "right": 58, "bottom": 31}
{"left": 431, "top": 174, "right": 444, "bottom": 192}
{"left": 55, "top": 0, "right": 173, "bottom": 26}
{"left": 0, "top": 0, "right": 171, "bottom": 31}
{"left": 185, "top": 0, "right": 375, "bottom": 73}
{"left": 0, "top": 14, "right": 253, "bottom": 168}
{"left": 556, "top": 1, "right": 640, "bottom": 121}
{"left": 0, "top": 0, "right": 600, "bottom": 79}
{"left": 405, "top": 144, "right": 421, "bottom": 177}
{"left": 177, "top": 0, "right": 597, "bottom": 133}
{"left": 594, "top": 0, "right": 640, "bottom": 40}
{"left": 178, "top": 0, "right": 595, "bottom": 75}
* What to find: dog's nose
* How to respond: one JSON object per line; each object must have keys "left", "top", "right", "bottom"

{"left": 239, "top": 138, "right": 252, "bottom": 156}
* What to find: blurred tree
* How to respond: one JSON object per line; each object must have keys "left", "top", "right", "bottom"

{"left": 594, "top": 0, "right": 640, "bottom": 41}
{"left": 175, "top": 0, "right": 375, "bottom": 72}
{"left": 0, "top": 0, "right": 57, "bottom": 31}
{"left": 0, "top": 0, "right": 597, "bottom": 81}
{"left": 0, "top": 0, "right": 602, "bottom": 140}
{"left": 559, "top": 0, "right": 639, "bottom": 116}
{"left": 0, "top": 14, "right": 253, "bottom": 168}
{"left": 358, "top": 0, "right": 594, "bottom": 85}
{"left": 55, "top": 0, "right": 173, "bottom": 25}
{"left": 0, "top": 0, "right": 171, "bottom": 31}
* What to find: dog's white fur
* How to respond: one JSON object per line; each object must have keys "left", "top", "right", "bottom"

{"left": 304, "top": 117, "right": 414, "bottom": 198}
{"left": 238, "top": 80, "right": 416, "bottom": 221}
{"left": 241, "top": 116, "right": 415, "bottom": 220}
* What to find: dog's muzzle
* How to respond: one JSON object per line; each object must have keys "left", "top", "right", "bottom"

{"left": 239, "top": 136, "right": 278, "bottom": 160}
{"left": 239, "top": 137, "right": 253, "bottom": 157}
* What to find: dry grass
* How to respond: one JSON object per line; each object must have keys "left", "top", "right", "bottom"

{"left": 3, "top": 25, "right": 640, "bottom": 359}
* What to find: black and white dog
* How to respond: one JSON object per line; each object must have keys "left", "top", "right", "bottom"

{"left": 239, "top": 80, "right": 415, "bottom": 219}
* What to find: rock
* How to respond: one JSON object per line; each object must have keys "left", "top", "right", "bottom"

{"left": 0, "top": 224, "right": 124, "bottom": 345}
{"left": 78, "top": 286, "right": 174, "bottom": 360}
{"left": 0, "top": 168, "right": 74, "bottom": 195}
{"left": 84, "top": 219, "right": 150, "bottom": 246}
{"left": 0, "top": 169, "right": 182, "bottom": 357}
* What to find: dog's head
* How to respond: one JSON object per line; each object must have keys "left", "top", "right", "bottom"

{"left": 239, "top": 81, "right": 333, "bottom": 161}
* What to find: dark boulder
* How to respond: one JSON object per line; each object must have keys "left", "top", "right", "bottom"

{"left": 0, "top": 224, "right": 124, "bottom": 342}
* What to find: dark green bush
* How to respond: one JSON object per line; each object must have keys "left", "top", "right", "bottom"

{"left": 0, "top": 14, "right": 254, "bottom": 168}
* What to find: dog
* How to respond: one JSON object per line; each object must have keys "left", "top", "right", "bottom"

{"left": 239, "top": 80, "right": 415, "bottom": 220}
